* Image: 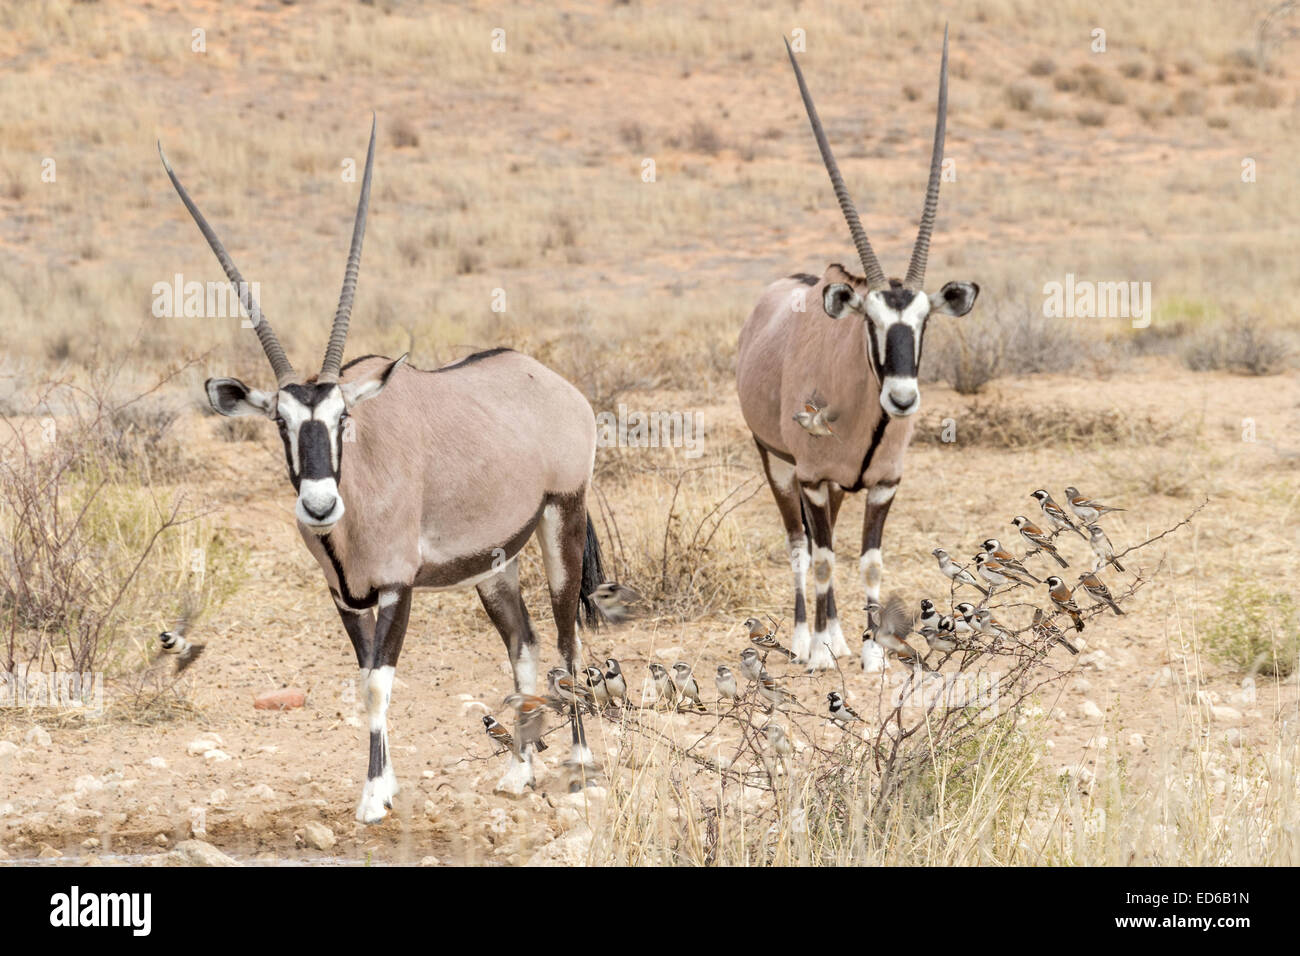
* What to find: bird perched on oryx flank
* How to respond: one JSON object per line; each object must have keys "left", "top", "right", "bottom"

{"left": 791, "top": 391, "right": 839, "bottom": 438}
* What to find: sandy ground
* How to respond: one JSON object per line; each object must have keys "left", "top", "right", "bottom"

{"left": 2, "top": 359, "right": 1296, "bottom": 865}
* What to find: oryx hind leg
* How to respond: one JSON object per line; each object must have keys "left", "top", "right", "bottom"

{"left": 343, "top": 585, "right": 412, "bottom": 824}
{"left": 755, "top": 442, "right": 811, "bottom": 662}
{"left": 536, "top": 493, "right": 596, "bottom": 781}
{"left": 477, "top": 556, "right": 542, "bottom": 795}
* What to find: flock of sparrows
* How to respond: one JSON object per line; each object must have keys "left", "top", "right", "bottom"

{"left": 480, "top": 486, "right": 1131, "bottom": 760}
{"left": 864, "top": 486, "right": 1130, "bottom": 671}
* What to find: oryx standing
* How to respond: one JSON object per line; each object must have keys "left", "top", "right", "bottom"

{"left": 160, "top": 118, "right": 605, "bottom": 821}
{"left": 736, "top": 29, "right": 980, "bottom": 670}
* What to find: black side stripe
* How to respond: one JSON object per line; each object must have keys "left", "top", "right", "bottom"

{"left": 322, "top": 534, "right": 379, "bottom": 610}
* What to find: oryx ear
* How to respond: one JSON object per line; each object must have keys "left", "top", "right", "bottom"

{"left": 930, "top": 281, "right": 980, "bottom": 317}
{"left": 823, "top": 283, "right": 864, "bottom": 319}
{"left": 341, "top": 353, "right": 407, "bottom": 408}
{"left": 206, "top": 377, "right": 276, "bottom": 418}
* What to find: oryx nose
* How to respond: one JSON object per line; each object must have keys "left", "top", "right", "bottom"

{"left": 302, "top": 497, "right": 336, "bottom": 521}
{"left": 889, "top": 390, "right": 916, "bottom": 411}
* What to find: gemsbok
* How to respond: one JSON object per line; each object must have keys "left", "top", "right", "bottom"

{"left": 736, "top": 28, "right": 980, "bottom": 670}
{"left": 159, "top": 118, "right": 605, "bottom": 821}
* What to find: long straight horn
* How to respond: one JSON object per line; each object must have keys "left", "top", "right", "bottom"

{"left": 158, "top": 142, "right": 296, "bottom": 386}
{"left": 784, "top": 38, "right": 887, "bottom": 289}
{"left": 904, "top": 25, "right": 949, "bottom": 290}
{"left": 319, "top": 114, "right": 377, "bottom": 384}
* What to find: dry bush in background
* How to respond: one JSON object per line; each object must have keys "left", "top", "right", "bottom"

{"left": 1204, "top": 574, "right": 1298, "bottom": 678}
{"left": 1180, "top": 316, "right": 1294, "bottom": 375}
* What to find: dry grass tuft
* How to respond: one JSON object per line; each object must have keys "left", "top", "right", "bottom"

{"left": 914, "top": 400, "right": 1181, "bottom": 450}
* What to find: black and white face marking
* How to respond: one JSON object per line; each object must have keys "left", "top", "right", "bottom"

{"left": 204, "top": 355, "right": 405, "bottom": 536}
{"left": 823, "top": 278, "right": 980, "bottom": 419}
{"left": 276, "top": 384, "right": 350, "bottom": 533}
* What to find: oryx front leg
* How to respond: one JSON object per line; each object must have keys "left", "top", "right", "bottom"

{"left": 356, "top": 586, "right": 411, "bottom": 824}
{"left": 800, "top": 482, "right": 841, "bottom": 672}
{"left": 860, "top": 482, "right": 897, "bottom": 604}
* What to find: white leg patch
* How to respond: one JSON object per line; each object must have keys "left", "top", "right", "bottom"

{"left": 515, "top": 641, "right": 539, "bottom": 696}
{"left": 860, "top": 548, "right": 883, "bottom": 603}
{"left": 790, "top": 620, "right": 812, "bottom": 661}
{"left": 365, "top": 666, "right": 395, "bottom": 733}
{"left": 494, "top": 751, "right": 535, "bottom": 796}
{"left": 768, "top": 455, "right": 797, "bottom": 491}
{"left": 536, "top": 504, "right": 567, "bottom": 594}
{"left": 827, "top": 616, "right": 850, "bottom": 658}
{"left": 867, "top": 484, "right": 897, "bottom": 505}
{"left": 572, "top": 743, "right": 596, "bottom": 769}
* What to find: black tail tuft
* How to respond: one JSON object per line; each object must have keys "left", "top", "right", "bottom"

{"left": 578, "top": 514, "right": 606, "bottom": 629}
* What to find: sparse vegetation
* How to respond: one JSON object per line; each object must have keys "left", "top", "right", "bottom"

{"left": 1181, "top": 316, "right": 1292, "bottom": 375}
{"left": 1205, "top": 575, "right": 1298, "bottom": 677}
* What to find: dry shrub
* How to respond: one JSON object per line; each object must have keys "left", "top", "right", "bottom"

{"left": 1204, "top": 574, "right": 1298, "bottom": 677}
{"left": 1076, "top": 64, "right": 1127, "bottom": 104}
{"left": 1180, "top": 317, "right": 1293, "bottom": 375}
{"left": 1052, "top": 71, "right": 1080, "bottom": 92}
{"left": 216, "top": 416, "right": 262, "bottom": 442}
{"left": 1027, "top": 57, "right": 1056, "bottom": 76}
{"left": 1076, "top": 108, "right": 1106, "bottom": 127}
{"left": 618, "top": 120, "right": 646, "bottom": 151}
{"left": 922, "top": 296, "right": 1099, "bottom": 395}
{"left": 1171, "top": 88, "right": 1207, "bottom": 115}
{"left": 914, "top": 399, "right": 1180, "bottom": 449}
{"left": 1119, "top": 59, "right": 1146, "bottom": 79}
{"left": 687, "top": 119, "right": 723, "bottom": 155}
{"left": 1230, "top": 82, "right": 1285, "bottom": 108}
{"left": 1005, "top": 83, "right": 1038, "bottom": 111}
{"left": 390, "top": 117, "right": 420, "bottom": 148}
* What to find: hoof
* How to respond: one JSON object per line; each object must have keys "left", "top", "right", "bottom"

{"left": 827, "top": 619, "right": 851, "bottom": 658}
{"left": 860, "top": 639, "right": 886, "bottom": 673}
{"left": 493, "top": 756, "right": 536, "bottom": 796}
{"left": 804, "top": 636, "right": 836, "bottom": 672}
{"left": 789, "top": 622, "right": 812, "bottom": 663}
{"left": 356, "top": 777, "right": 392, "bottom": 824}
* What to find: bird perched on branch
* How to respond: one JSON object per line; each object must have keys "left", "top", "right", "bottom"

{"left": 827, "top": 690, "right": 864, "bottom": 724}
{"left": 648, "top": 663, "right": 678, "bottom": 708}
{"left": 1063, "top": 486, "right": 1125, "bottom": 525}
{"left": 1011, "top": 515, "right": 1069, "bottom": 568}
{"left": 1032, "top": 607, "right": 1078, "bottom": 655}
{"left": 739, "top": 647, "right": 763, "bottom": 682}
{"left": 756, "top": 669, "right": 798, "bottom": 710}
{"left": 1031, "top": 490, "right": 1087, "bottom": 539}
{"left": 932, "top": 548, "right": 990, "bottom": 596}
{"left": 1087, "top": 524, "right": 1124, "bottom": 573}
{"left": 715, "top": 665, "right": 738, "bottom": 702}
{"left": 584, "top": 666, "right": 611, "bottom": 709}
{"left": 602, "top": 658, "right": 628, "bottom": 705}
{"left": 1045, "top": 576, "right": 1085, "bottom": 632}
{"left": 548, "top": 667, "right": 596, "bottom": 714}
{"left": 1077, "top": 570, "right": 1124, "bottom": 616}
{"left": 672, "top": 661, "right": 706, "bottom": 710}
{"left": 982, "top": 538, "right": 1042, "bottom": 583}
{"left": 744, "top": 616, "right": 795, "bottom": 660}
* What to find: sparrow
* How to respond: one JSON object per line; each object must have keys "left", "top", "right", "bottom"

{"left": 738, "top": 647, "right": 764, "bottom": 682}
{"left": 952, "top": 602, "right": 977, "bottom": 635}
{"left": 590, "top": 582, "right": 643, "bottom": 623}
{"left": 982, "top": 538, "right": 1042, "bottom": 583}
{"left": 1087, "top": 523, "right": 1125, "bottom": 573}
{"left": 502, "top": 693, "right": 564, "bottom": 750}
{"left": 867, "top": 593, "right": 928, "bottom": 670}
{"left": 672, "top": 661, "right": 705, "bottom": 709}
{"left": 1077, "top": 570, "right": 1124, "bottom": 616}
{"left": 484, "top": 713, "right": 547, "bottom": 753}
{"left": 932, "top": 548, "right": 990, "bottom": 596}
{"left": 648, "top": 662, "right": 678, "bottom": 706}
{"left": 756, "top": 669, "right": 798, "bottom": 710}
{"left": 1031, "top": 490, "right": 1087, "bottom": 539}
{"left": 764, "top": 723, "right": 794, "bottom": 762}
{"left": 973, "top": 608, "right": 1011, "bottom": 642}
{"left": 826, "top": 690, "right": 864, "bottom": 724}
{"left": 975, "top": 551, "right": 1034, "bottom": 592}
{"left": 1045, "top": 576, "right": 1085, "bottom": 632}
{"left": 584, "top": 666, "right": 611, "bottom": 708}
{"left": 922, "top": 620, "right": 958, "bottom": 656}
{"left": 602, "top": 658, "right": 628, "bottom": 704}
{"left": 1011, "top": 515, "right": 1069, "bottom": 568}
{"left": 157, "top": 617, "right": 205, "bottom": 673}
{"left": 1032, "top": 607, "right": 1078, "bottom": 655}
{"left": 744, "top": 616, "right": 795, "bottom": 660}
{"left": 715, "top": 665, "right": 739, "bottom": 701}
{"left": 547, "top": 667, "right": 595, "bottom": 712}
{"left": 792, "top": 391, "right": 838, "bottom": 438}
{"left": 918, "top": 598, "right": 940, "bottom": 632}
{"left": 1063, "top": 486, "right": 1125, "bottom": 525}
